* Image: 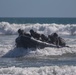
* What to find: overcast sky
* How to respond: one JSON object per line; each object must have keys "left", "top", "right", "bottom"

{"left": 0, "top": 0, "right": 76, "bottom": 17}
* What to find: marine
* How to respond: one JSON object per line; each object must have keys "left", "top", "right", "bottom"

{"left": 48, "top": 33, "right": 66, "bottom": 47}
{"left": 16, "top": 29, "right": 66, "bottom": 48}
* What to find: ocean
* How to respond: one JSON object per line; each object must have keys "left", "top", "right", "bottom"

{"left": 0, "top": 17, "right": 76, "bottom": 75}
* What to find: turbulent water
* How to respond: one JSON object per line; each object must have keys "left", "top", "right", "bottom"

{"left": 0, "top": 18, "right": 76, "bottom": 75}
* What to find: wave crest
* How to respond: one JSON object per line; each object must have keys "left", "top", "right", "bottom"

{"left": 0, "top": 66, "right": 76, "bottom": 75}
{"left": 0, "top": 22, "right": 76, "bottom": 36}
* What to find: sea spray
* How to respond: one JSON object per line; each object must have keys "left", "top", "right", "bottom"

{"left": 0, "top": 22, "right": 76, "bottom": 35}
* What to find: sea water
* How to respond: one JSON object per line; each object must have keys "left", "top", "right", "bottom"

{"left": 0, "top": 18, "right": 76, "bottom": 75}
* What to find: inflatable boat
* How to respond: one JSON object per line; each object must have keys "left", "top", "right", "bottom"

{"left": 15, "top": 35, "right": 58, "bottom": 48}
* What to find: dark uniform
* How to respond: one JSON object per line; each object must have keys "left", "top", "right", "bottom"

{"left": 48, "top": 33, "right": 66, "bottom": 47}
{"left": 40, "top": 34, "right": 48, "bottom": 42}
{"left": 30, "top": 29, "right": 41, "bottom": 40}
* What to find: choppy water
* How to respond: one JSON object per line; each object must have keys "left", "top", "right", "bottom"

{"left": 0, "top": 34, "right": 76, "bottom": 75}
{"left": 0, "top": 18, "right": 76, "bottom": 75}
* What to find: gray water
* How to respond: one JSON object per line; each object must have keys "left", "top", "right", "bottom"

{"left": 0, "top": 35, "right": 76, "bottom": 68}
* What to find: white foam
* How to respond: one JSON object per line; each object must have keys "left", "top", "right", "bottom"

{"left": 0, "top": 38, "right": 76, "bottom": 58}
{"left": 1, "top": 35, "right": 76, "bottom": 58}
{"left": 0, "top": 66, "right": 76, "bottom": 75}
{"left": 29, "top": 45, "right": 76, "bottom": 56}
{"left": 2, "top": 45, "right": 76, "bottom": 58}
{"left": 0, "top": 22, "right": 76, "bottom": 57}
{"left": 0, "top": 22, "right": 76, "bottom": 35}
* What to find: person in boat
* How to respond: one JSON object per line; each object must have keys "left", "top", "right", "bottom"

{"left": 16, "top": 29, "right": 23, "bottom": 47}
{"left": 16, "top": 29, "right": 48, "bottom": 48}
{"left": 57, "top": 37, "right": 66, "bottom": 47}
{"left": 48, "top": 33, "right": 58, "bottom": 45}
{"left": 16, "top": 29, "right": 31, "bottom": 47}
{"left": 30, "top": 29, "right": 41, "bottom": 40}
{"left": 18, "top": 29, "right": 24, "bottom": 36}
{"left": 18, "top": 29, "right": 31, "bottom": 37}
{"left": 40, "top": 34, "right": 48, "bottom": 42}
{"left": 48, "top": 33, "right": 66, "bottom": 47}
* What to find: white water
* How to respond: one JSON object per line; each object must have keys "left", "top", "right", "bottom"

{"left": 0, "top": 22, "right": 76, "bottom": 75}
{"left": 0, "top": 66, "right": 76, "bottom": 75}
{"left": 0, "top": 22, "right": 76, "bottom": 57}
{"left": 0, "top": 22, "right": 76, "bottom": 35}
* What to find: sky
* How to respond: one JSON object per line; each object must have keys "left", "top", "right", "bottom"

{"left": 0, "top": 0, "right": 76, "bottom": 17}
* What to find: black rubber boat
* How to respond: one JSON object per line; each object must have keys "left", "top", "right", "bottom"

{"left": 15, "top": 35, "right": 58, "bottom": 48}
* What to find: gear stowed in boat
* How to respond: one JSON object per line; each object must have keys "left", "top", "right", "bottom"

{"left": 15, "top": 29, "right": 66, "bottom": 48}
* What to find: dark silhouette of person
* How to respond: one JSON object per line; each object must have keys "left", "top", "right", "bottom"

{"left": 18, "top": 29, "right": 24, "bottom": 36}
{"left": 16, "top": 29, "right": 31, "bottom": 47}
{"left": 18, "top": 29, "right": 31, "bottom": 37}
{"left": 40, "top": 34, "right": 48, "bottom": 42}
{"left": 58, "top": 37, "right": 66, "bottom": 47}
{"left": 30, "top": 29, "right": 41, "bottom": 40}
{"left": 48, "top": 33, "right": 66, "bottom": 47}
{"left": 48, "top": 33, "right": 58, "bottom": 44}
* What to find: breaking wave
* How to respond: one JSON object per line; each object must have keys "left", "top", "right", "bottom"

{"left": 0, "top": 22, "right": 76, "bottom": 36}
{"left": 0, "top": 66, "right": 76, "bottom": 75}
{"left": 0, "top": 22, "right": 76, "bottom": 58}
{"left": 1, "top": 45, "right": 76, "bottom": 58}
